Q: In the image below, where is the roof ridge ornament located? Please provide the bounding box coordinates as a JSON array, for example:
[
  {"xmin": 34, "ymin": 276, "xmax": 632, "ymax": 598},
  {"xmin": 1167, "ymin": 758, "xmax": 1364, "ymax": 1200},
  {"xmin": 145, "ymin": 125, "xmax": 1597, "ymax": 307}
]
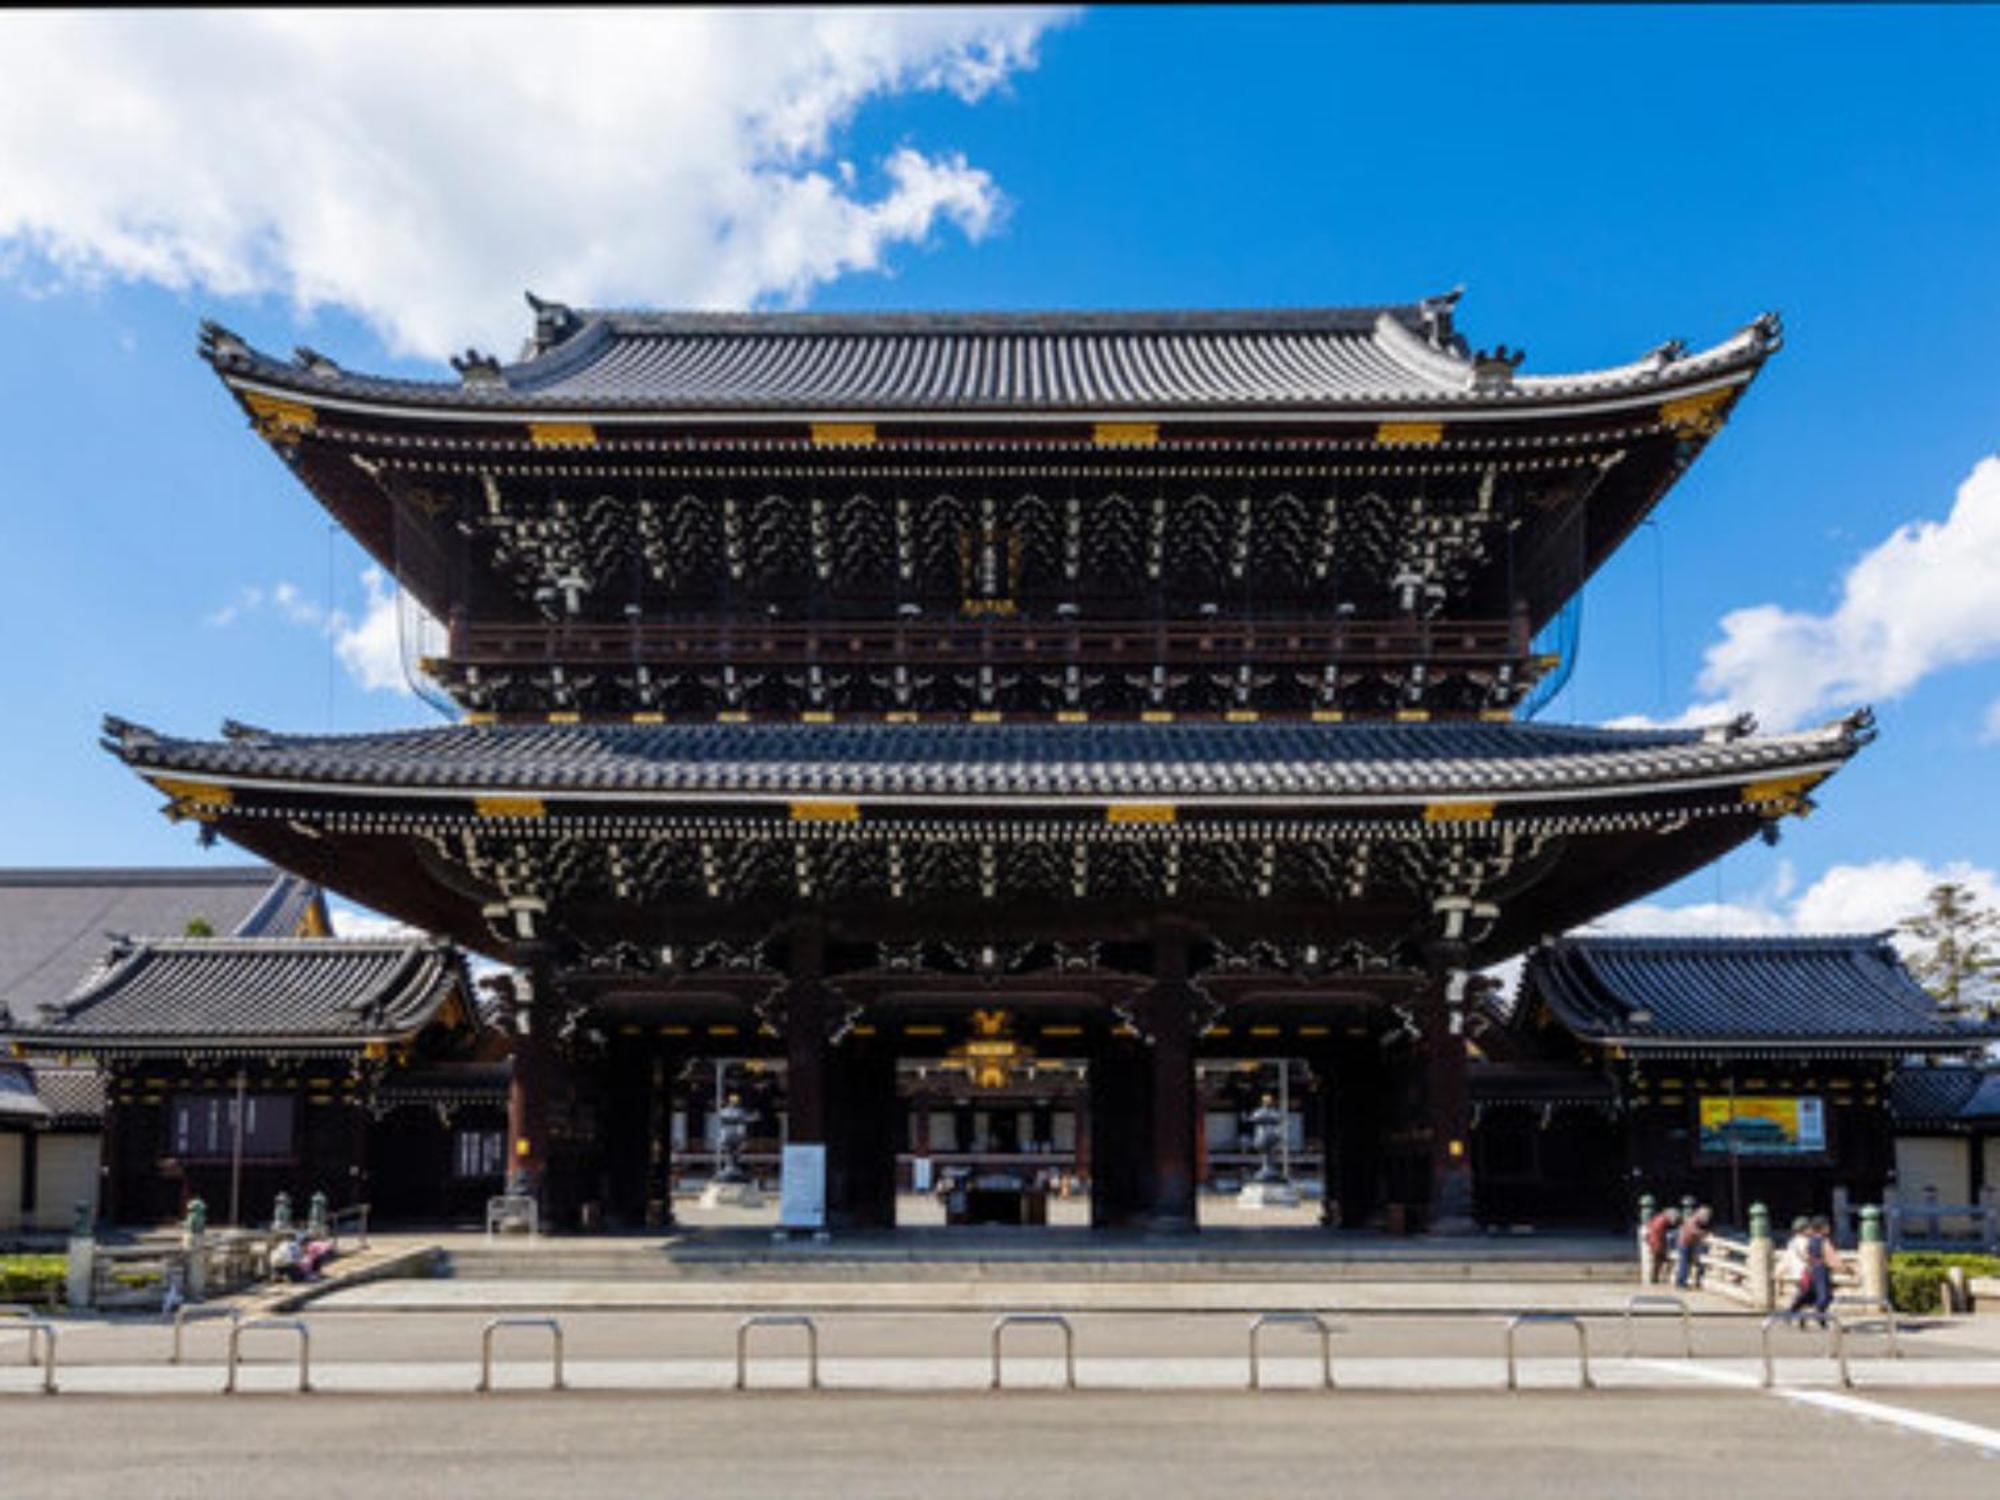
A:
[
  {"xmin": 292, "ymin": 346, "xmax": 342, "ymax": 378},
  {"xmin": 1417, "ymin": 286, "xmax": 1466, "ymax": 352},
  {"xmin": 450, "ymin": 348, "xmax": 505, "ymax": 386},
  {"xmin": 524, "ymin": 291, "xmax": 583, "ymax": 355},
  {"xmin": 1471, "ymin": 344, "xmax": 1525, "ymax": 393},
  {"xmin": 198, "ymin": 320, "xmax": 251, "ymax": 367}
]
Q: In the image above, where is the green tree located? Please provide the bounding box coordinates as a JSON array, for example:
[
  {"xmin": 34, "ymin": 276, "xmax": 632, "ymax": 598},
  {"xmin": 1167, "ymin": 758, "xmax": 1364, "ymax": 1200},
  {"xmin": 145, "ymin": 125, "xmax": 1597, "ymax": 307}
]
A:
[
  {"xmin": 183, "ymin": 915, "xmax": 215, "ymax": 937},
  {"xmin": 1897, "ymin": 882, "xmax": 2000, "ymax": 1018}
]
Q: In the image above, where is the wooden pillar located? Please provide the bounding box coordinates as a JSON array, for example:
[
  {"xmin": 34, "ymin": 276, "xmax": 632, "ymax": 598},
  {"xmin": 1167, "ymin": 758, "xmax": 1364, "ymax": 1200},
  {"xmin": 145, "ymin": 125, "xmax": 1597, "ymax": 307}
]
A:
[
  {"xmin": 506, "ymin": 971, "xmax": 554, "ymax": 1208},
  {"xmin": 1144, "ymin": 932, "xmax": 1199, "ymax": 1234},
  {"xmin": 602, "ymin": 1034, "xmax": 651, "ymax": 1228},
  {"xmin": 1424, "ymin": 945, "xmax": 1476, "ymax": 1234},
  {"xmin": 828, "ymin": 1034, "xmax": 897, "ymax": 1230},
  {"xmin": 648, "ymin": 1043, "xmax": 677, "ymax": 1230},
  {"xmin": 1089, "ymin": 1027, "xmax": 1150, "ymax": 1229}
]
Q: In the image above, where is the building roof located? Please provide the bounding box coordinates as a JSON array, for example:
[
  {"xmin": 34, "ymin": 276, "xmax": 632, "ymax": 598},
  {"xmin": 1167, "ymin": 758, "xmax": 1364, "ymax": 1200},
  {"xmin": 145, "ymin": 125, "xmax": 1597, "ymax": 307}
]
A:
[
  {"xmin": 102, "ymin": 714, "xmax": 1866, "ymax": 810},
  {"xmin": 6, "ymin": 937, "xmax": 469, "ymax": 1053},
  {"xmin": 1522, "ymin": 934, "xmax": 1998, "ymax": 1052},
  {"xmin": 0, "ymin": 1061, "xmax": 51, "ymax": 1127},
  {"xmin": 1892, "ymin": 1067, "xmax": 2000, "ymax": 1128},
  {"xmin": 0, "ymin": 866, "xmax": 321, "ymax": 1021},
  {"xmin": 201, "ymin": 294, "xmax": 1781, "ymax": 419}
]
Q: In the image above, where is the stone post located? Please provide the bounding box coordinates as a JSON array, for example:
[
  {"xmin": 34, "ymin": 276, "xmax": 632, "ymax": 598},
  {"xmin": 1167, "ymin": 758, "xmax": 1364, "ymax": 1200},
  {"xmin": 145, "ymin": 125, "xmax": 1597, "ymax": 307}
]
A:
[
  {"xmin": 272, "ymin": 1191, "xmax": 294, "ymax": 1232},
  {"xmin": 1747, "ymin": 1201, "xmax": 1773, "ymax": 1311},
  {"xmin": 307, "ymin": 1191, "xmax": 329, "ymax": 1238},
  {"xmin": 1637, "ymin": 1192, "xmax": 1657, "ymax": 1286},
  {"xmin": 183, "ymin": 1197, "xmax": 208, "ymax": 1302},
  {"xmin": 65, "ymin": 1201, "xmax": 95, "ymax": 1311},
  {"xmin": 1858, "ymin": 1204, "xmax": 1889, "ymax": 1305}
]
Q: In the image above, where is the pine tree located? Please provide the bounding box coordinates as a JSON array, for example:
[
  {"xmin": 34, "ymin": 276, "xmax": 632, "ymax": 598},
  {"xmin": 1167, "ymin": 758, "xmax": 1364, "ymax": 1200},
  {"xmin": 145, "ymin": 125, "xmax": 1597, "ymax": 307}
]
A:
[{"xmin": 1897, "ymin": 882, "xmax": 2000, "ymax": 1018}]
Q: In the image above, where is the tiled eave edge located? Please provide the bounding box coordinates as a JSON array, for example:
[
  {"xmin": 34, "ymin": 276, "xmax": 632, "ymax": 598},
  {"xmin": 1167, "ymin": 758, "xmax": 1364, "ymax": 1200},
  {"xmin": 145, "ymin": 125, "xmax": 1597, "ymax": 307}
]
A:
[
  {"xmin": 218, "ymin": 362, "xmax": 1762, "ymax": 432},
  {"xmin": 2, "ymin": 1033, "xmax": 405, "ymax": 1056},
  {"xmin": 1588, "ymin": 1037, "xmax": 1997, "ymax": 1057}
]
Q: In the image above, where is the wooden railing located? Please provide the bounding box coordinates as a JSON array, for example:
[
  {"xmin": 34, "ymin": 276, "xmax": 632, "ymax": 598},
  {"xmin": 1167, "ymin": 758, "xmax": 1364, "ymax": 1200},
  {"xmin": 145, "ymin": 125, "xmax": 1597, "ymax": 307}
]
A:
[{"xmin": 448, "ymin": 614, "xmax": 1534, "ymax": 671}]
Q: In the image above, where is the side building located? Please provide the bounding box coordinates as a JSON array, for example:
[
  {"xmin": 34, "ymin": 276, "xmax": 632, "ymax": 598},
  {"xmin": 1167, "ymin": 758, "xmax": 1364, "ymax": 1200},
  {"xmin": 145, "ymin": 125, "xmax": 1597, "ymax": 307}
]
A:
[{"xmin": 1, "ymin": 867, "xmax": 499, "ymax": 1230}]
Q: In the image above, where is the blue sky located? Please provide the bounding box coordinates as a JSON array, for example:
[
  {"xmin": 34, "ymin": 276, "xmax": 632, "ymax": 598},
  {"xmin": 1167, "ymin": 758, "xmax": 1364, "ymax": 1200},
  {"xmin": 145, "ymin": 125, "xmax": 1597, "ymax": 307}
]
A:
[{"xmin": 0, "ymin": 6, "xmax": 1995, "ymax": 937}]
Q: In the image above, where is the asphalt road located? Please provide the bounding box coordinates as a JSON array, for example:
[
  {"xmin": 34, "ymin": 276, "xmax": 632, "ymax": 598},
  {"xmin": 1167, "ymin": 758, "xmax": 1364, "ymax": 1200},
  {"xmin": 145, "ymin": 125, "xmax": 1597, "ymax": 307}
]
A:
[{"xmin": 4, "ymin": 1390, "xmax": 1997, "ymax": 1500}]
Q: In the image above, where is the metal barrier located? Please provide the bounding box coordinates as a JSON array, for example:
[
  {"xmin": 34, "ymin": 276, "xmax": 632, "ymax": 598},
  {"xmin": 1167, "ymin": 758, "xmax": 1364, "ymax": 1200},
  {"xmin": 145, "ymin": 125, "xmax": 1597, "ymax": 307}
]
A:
[
  {"xmin": 989, "ymin": 1314, "xmax": 1077, "ymax": 1391},
  {"xmin": 1831, "ymin": 1295, "xmax": 1902, "ymax": 1359},
  {"xmin": 0, "ymin": 1304, "xmax": 54, "ymax": 1368},
  {"xmin": 1247, "ymin": 1313, "xmax": 1338, "ymax": 1391},
  {"xmin": 170, "ymin": 1304, "xmax": 243, "ymax": 1364},
  {"xmin": 1622, "ymin": 1295, "xmax": 1694, "ymax": 1358},
  {"xmin": 485, "ymin": 1194, "xmax": 539, "ymax": 1241},
  {"xmin": 0, "ymin": 1318, "xmax": 56, "ymax": 1394},
  {"xmin": 734, "ymin": 1315, "xmax": 821, "ymax": 1391},
  {"xmin": 1504, "ymin": 1313, "xmax": 1593, "ymax": 1391},
  {"xmin": 478, "ymin": 1316, "xmax": 565, "ymax": 1393},
  {"xmin": 1759, "ymin": 1312, "xmax": 1850, "ymax": 1389},
  {"xmin": 224, "ymin": 1317, "xmax": 312, "ymax": 1394}
]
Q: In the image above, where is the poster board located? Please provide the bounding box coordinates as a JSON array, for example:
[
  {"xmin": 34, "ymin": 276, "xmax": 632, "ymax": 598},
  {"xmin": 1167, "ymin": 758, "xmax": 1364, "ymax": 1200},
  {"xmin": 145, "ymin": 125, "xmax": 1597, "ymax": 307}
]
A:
[
  {"xmin": 1697, "ymin": 1095, "xmax": 1826, "ymax": 1156},
  {"xmin": 779, "ymin": 1142, "xmax": 827, "ymax": 1229}
]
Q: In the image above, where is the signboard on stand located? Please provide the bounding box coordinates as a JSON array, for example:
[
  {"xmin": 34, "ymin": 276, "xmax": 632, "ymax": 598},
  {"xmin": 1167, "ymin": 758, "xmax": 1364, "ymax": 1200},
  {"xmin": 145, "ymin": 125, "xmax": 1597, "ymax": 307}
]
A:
[
  {"xmin": 779, "ymin": 1142, "xmax": 827, "ymax": 1229},
  {"xmin": 1697, "ymin": 1095, "xmax": 1826, "ymax": 1156}
]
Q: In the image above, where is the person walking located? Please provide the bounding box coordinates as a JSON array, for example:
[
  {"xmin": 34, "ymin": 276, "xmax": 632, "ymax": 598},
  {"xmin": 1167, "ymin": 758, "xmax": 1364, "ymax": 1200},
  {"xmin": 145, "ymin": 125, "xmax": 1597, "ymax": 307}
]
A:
[
  {"xmin": 1776, "ymin": 1215, "xmax": 1811, "ymax": 1292},
  {"xmin": 1645, "ymin": 1205, "xmax": 1681, "ymax": 1284},
  {"xmin": 1788, "ymin": 1217, "xmax": 1842, "ymax": 1327},
  {"xmin": 1673, "ymin": 1206, "xmax": 1712, "ymax": 1289}
]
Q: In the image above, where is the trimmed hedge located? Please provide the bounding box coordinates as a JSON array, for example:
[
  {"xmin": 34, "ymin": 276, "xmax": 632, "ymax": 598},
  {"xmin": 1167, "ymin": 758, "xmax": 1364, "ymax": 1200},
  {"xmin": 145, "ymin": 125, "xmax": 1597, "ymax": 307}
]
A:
[
  {"xmin": 0, "ymin": 1254, "xmax": 66, "ymax": 1307},
  {"xmin": 1887, "ymin": 1251, "xmax": 2000, "ymax": 1314}
]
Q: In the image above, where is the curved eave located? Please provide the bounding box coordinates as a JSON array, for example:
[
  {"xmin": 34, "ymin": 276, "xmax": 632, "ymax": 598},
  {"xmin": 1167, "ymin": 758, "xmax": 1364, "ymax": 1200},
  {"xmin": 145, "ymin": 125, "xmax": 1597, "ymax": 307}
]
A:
[
  {"xmin": 4, "ymin": 1030, "xmax": 419, "ymax": 1056},
  {"xmin": 1589, "ymin": 1034, "xmax": 1991, "ymax": 1054},
  {"xmin": 204, "ymin": 319, "xmax": 1777, "ymax": 430},
  {"xmin": 103, "ymin": 724, "xmax": 1862, "ymax": 818}
]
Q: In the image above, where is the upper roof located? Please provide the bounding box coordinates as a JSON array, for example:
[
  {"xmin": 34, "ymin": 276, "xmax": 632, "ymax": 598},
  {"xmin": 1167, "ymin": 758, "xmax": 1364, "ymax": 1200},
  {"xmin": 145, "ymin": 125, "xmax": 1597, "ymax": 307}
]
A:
[
  {"xmin": 102, "ymin": 714, "xmax": 1866, "ymax": 808},
  {"xmin": 202, "ymin": 293, "xmax": 1781, "ymax": 419},
  {"xmin": 6, "ymin": 937, "xmax": 469, "ymax": 1053},
  {"xmin": 1523, "ymin": 934, "xmax": 1998, "ymax": 1051},
  {"xmin": 0, "ymin": 866, "xmax": 322, "ymax": 1020},
  {"xmin": 0, "ymin": 1060, "xmax": 50, "ymax": 1126}
]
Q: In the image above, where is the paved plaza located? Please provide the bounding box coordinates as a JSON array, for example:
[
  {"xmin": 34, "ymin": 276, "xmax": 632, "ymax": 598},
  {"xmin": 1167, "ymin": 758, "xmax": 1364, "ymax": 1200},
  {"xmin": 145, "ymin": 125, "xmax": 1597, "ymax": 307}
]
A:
[{"xmin": 4, "ymin": 1388, "xmax": 1997, "ymax": 1500}]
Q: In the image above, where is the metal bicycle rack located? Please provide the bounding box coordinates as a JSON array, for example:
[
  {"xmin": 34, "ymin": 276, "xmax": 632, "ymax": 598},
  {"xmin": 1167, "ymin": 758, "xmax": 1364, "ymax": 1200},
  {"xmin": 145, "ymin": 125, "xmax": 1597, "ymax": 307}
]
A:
[
  {"xmin": 1760, "ymin": 1312, "xmax": 1850, "ymax": 1389},
  {"xmin": 170, "ymin": 1304, "xmax": 243, "ymax": 1365},
  {"xmin": 0, "ymin": 1304, "xmax": 54, "ymax": 1369},
  {"xmin": 1504, "ymin": 1313, "xmax": 1593, "ymax": 1390},
  {"xmin": 1831, "ymin": 1295, "xmax": 1902, "ymax": 1359},
  {"xmin": 477, "ymin": 1316, "xmax": 566, "ymax": 1393},
  {"xmin": 0, "ymin": 1317, "xmax": 57, "ymax": 1394},
  {"xmin": 1621, "ymin": 1295, "xmax": 1695, "ymax": 1358},
  {"xmin": 734, "ymin": 1315, "xmax": 821, "ymax": 1391},
  {"xmin": 1246, "ymin": 1313, "xmax": 1339, "ymax": 1391},
  {"xmin": 989, "ymin": 1314, "xmax": 1077, "ymax": 1391},
  {"xmin": 224, "ymin": 1317, "xmax": 312, "ymax": 1394}
]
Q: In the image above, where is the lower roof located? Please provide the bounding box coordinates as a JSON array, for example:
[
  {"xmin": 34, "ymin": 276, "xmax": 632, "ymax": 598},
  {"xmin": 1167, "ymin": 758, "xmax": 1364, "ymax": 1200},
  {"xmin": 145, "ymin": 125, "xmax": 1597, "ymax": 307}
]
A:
[
  {"xmin": 1522, "ymin": 934, "xmax": 1996, "ymax": 1052},
  {"xmin": 104, "ymin": 715, "xmax": 1865, "ymax": 808},
  {"xmin": 0, "ymin": 864, "xmax": 320, "ymax": 1019},
  {"xmin": 5, "ymin": 937, "xmax": 469, "ymax": 1054},
  {"xmin": 1892, "ymin": 1067, "xmax": 2000, "ymax": 1128}
]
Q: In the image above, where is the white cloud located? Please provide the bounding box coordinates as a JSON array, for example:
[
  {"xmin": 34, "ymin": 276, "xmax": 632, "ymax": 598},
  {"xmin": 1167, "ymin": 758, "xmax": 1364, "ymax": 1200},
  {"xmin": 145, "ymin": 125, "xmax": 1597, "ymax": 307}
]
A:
[
  {"xmin": 1626, "ymin": 456, "xmax": 2000, "ymax": 732},
  {"xmin": 1586, "ymin": 857, "xmax": 2000, "ymax": 945},
  {"xmin": 205, "ymin": 565, "xmax": 438, "ymax": 696},
  {"xmin": 0, "ymin": 10, "xmax": 1069, "ymax": 357},
  {"xmin": 326, "ymin": 900, "xmax": 420, "ymax": 942}
]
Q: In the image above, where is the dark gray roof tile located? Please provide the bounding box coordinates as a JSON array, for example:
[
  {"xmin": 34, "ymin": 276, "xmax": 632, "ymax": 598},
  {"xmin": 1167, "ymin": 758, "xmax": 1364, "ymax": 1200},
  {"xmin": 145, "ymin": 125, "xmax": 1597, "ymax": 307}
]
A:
[
  {"xmin": 9, "ymin": 938, "xmax": 467, "ymax": 1051},
  {"xmin": 104, "ymin": 716, "xmax": 1864, "ymax": 806},
  {"xmin": 1525, "ymin": 935, "xmax": 1996, "ymax": 1048}
]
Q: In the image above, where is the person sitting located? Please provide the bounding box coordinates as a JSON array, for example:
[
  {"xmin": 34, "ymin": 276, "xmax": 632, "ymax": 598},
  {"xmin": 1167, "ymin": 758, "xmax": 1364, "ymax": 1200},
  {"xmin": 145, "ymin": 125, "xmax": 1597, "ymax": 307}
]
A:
[{"xmin": 270, "ymin": 1234, "xmax": 307, "ymax": 1284}]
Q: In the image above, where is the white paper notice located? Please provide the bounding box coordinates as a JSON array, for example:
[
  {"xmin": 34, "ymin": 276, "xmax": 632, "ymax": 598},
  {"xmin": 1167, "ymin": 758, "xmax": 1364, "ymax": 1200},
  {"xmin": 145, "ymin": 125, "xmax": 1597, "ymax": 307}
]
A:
[{"xmin": 779, "ymin": 1142, "xmax": 827, "ymax": 1229}]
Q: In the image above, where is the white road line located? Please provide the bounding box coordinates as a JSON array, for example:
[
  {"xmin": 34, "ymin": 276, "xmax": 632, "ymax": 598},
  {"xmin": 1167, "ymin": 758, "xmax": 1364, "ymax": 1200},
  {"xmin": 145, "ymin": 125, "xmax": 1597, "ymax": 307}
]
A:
[{"xmin": 1637, "ymin": 1359, "xmax": 2000, "ymax": 1458}]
